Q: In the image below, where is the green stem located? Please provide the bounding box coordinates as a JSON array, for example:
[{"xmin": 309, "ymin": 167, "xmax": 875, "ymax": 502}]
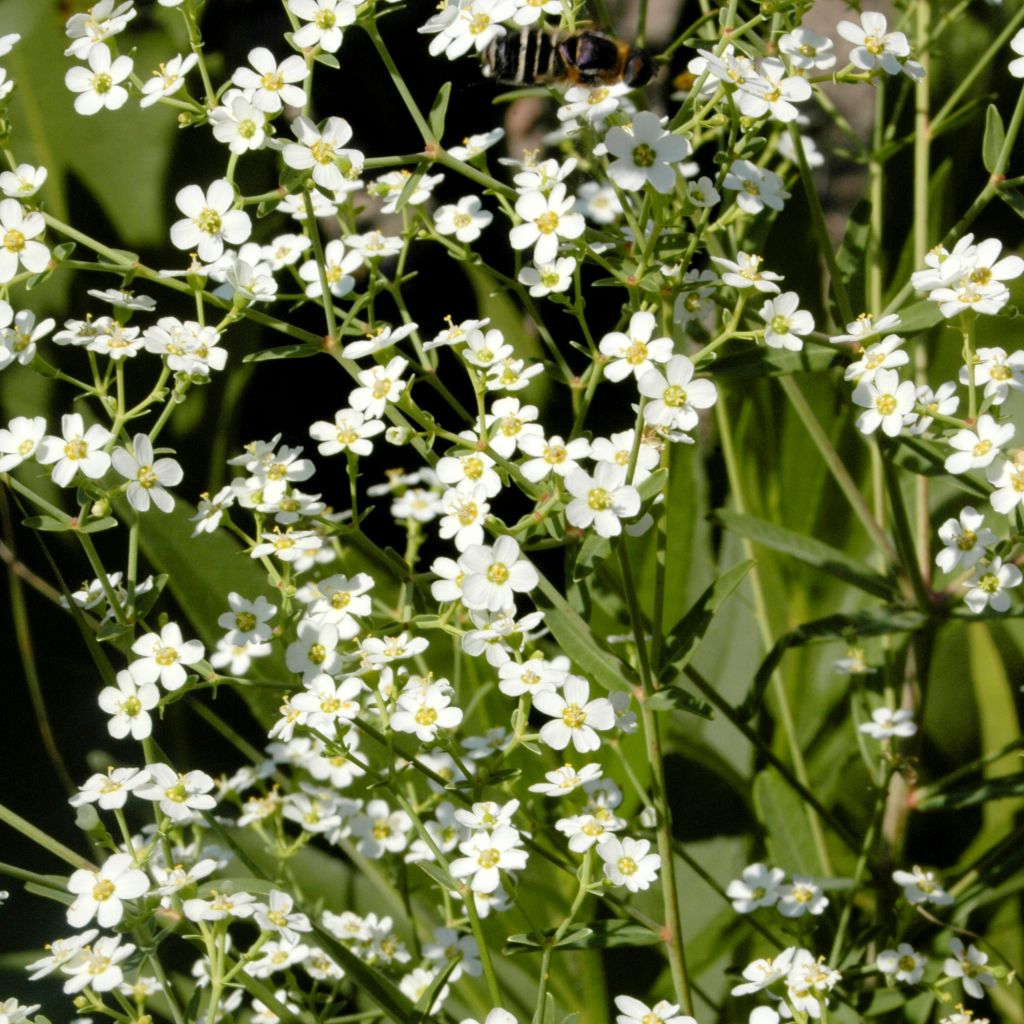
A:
[{"xmin": 0, "ymin": 802, "xmax": 95, "ymax": 871}]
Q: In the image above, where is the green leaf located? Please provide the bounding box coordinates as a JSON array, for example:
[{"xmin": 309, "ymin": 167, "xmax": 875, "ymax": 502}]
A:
[
  {"xmin": 707, "ymin": 346, "xmax": 843, "ymax": 379},
  {"xmin": 659, "ymin": 559, "xmax": 754, "ymax": 685},
  {"xmin": 753, "ymin": 768, "xmax": 819, "ymax": 875},
  {"xmin": 982, "ymin": 104, "xmax": 1006, "ymax": 174},
  {"xmin": 643, "ymin": 686, "xmax": 713, "ymax": 719},
  {"xmin": 75, "ymin": 516, "xmax": 120, "ymax": 534},
  {"xmin": 890, "ymin": 298, "xmax": 946, "ymax": 335},
  {"xmin": 505, "ymin": 920, "xmax": 661, "ymax": 954},
  {"xmin": 999, "ymin": 186, "xmax": 1024, "ymax": 222},
  {"xmin": 915, "ymin": 772, "xmax": 1024, "ymax": 810},
  {"xmin": 244, "ymin": 343, "xmax": 319, "ymax": 362},
  {"xmin": 835, "ymin": 199, "xmax": 871, "ymax": 313},
  {"xmin": 429, "ymin": 81, "xmax": 452, "ymax": 140},
  {"xmin": 534, "ymin": 571, "xmax": 637, "ymax": 693},
  {"xmin": 21, "ymin": 515, "xmax": 71, "ymax": 532},
  {"xmin": 573, "ymin": 531, "xmax": 611, "ymax": 581},
  {"xmin": 413, "ymin": 858, "xmax": 458, "ymax": 891},
  {"xmin": 715, "ymin": 509, "xmax": 898, "ymax": 600},
  {"xmin": 739, "ymin": 607, "xmax": 929, "ymax": 719}
]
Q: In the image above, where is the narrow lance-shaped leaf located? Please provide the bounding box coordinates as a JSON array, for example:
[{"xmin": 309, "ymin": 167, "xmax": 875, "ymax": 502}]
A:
[{"xmin": 982, "ymin": 103, "xmax": 1006, "ymax": 174}]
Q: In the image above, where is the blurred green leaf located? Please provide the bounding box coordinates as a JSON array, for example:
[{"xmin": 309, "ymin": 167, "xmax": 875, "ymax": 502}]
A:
[
  {"xmin": 753, "ymin": 768, "xmax": 819, "ymax": 875},
  {"xmin": 915, "ymin": 772, "xmax": 1024, "ymax": 810},
  {"xmin": 982, "ymin": 104, "xmax": 1006, "ymax": 174},
  {"xmin": 430, "ymin": 81, "xmax": 452, "ymax": 140},
  {"xmin": 707, "ymin": 345, "xmax": 842, "ymax": 379},
  {"xmin": 506, "ymin": 920, "xmax": 662, "ymax": 954}
]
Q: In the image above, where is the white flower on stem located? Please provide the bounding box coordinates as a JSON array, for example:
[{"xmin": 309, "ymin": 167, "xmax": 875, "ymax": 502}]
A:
[
  {"xmin": 0, "ymin": 308, "xmax": 54, "ymax": 367},
  {"xmin": 877, "ymin": 943, "xmax": 926, "ymax": 984},
  {"xmin": 64, "ymin": 44, "xmax": 133, "ymax": 115},
  {"xmin": 599, "ymin": 835, "xmax": 660, "ymax": 892},
  {"xmin": 711, "ymin": 252, "xmax": 783, "ymax": 293},
  {"xmin": 936, "ymin": 506, "xmax": 997, "ymax": 573},
  {"xmin": 391, "ymin": 685, "xmax": 464, "ymax": 742},
  {"xmin": 830, "ymin": 312, "xmax": 902, "ymax": 345},
  {"xmin": 614, "ymin": 995, "xmax": 696, "ymax": 1024},
  {"xmin": 66, "ymin": 853, "xmax": 149, "ymax": 929},
  {"xmin": 558, "ymin": 82, "xmax": 626, "ymax": 128},
  {"xmin": 288, "ymin": 0, "xmax": 357, "ymax": 53},
  {"xmin": 436, "ymin": 442, "xmax": 501, "ymax": 498},
  {"xmin": 726, "ymin": 863, "xmax": 786, "ymax": 913},
  {"xmin": 944, "ymin": 414, "xmax": 1014, "ymax": 475},
  {"xmin": 1011, "ymin": 28, "xmax": 1024, "ymax": 78},
  {"xmin": 0, "ymin": 198, "xmax": 50, "ymax": 282},
  {"xmin": 459, "ymin": 535, "xmax": 538, "ymax": 612},
  {"xmin": 518, "ymin": 256, "xmax": 576, "ymax": 297},
  {"xmin": 291, "ymin": 673, "xmax": 362, "ymax": 731},
  {"xmin": 910, "ymin": 380, "xmax": 958, "ymax": 435},
  {"xmin": 285, "ymin": 620, "xmax": 340, "ymax": 682},
  {"xmin": 497, "ymin": 658, "xmax": 565, "ymax": 698},
  {"xmin": 944, "ymin": 939, "xmax": 996, "ymax": 1000},
  {"xmin": 218, "ymin": 592, "xmax": 276, "ymax": 644},
  {"xmin": 722, "ymin": 160, "xmax": 789, "ymax": 214},
  {"xmin": 64, "ymin": 0, "xmax": 136, "ymax": 58},
  {"xmin": 987, "ymin": 457, "xmax": 1024, "ymax": 516},
  {"xmin": 349, "ymin": 356, "xmax": 409, "ymax": 418},
  {"xmin": 283, "ymin": 116, "xmax": 363, "ymax": 195},
  {"xmin": 599, "ymin": 310, "xmax": 674, "ymax": 383},
  {"xmin": 35, "ymin": 413, "xmax": 112, "ymax": 486},
  {"xmin": 964, "ymin": 556, "xmax": 1023, "ymax": 613},
  {"xmin": 98, "ymin": 667, "xmax": 161, "ymax": 741},
  {"xmin": 438, "ymin": 485, "xmax": 490, "ymax": 551},
  {"xmin": 0, "ymin": 163, "xmax": 47, "ymax": 198},
  {"xmin": 183, "ymin": 889, "xmax": 259, "ymax": 922},
  {"xmin": 528, "ymin": 762, "xmax": 603, "ymax": 796},
  {"xmin": 0, "ymin": 415, "xmax": 46, "ymax": 471},
  {"xmin": 638, "ymin": 354, "xmax": 718, "ymax": 434},
  {"xmin": 170, "ymin": 179, "xmax": 251, "ymax": 263},
  {"xmin": 963, "ymin": 347, "xmax": 1024, "ymax": 406},
  {"xmin": 232, "ymin": 47, "xmax": 308, "ymax": 112},
  {"xmin": 298, "ymin": 238, "xmax": 362, "ymax": 299},
  {"xmin": 511, "ymin": 0, "xmax": 560, "ymax": 25},
  {"xmin": 510, "ymin": 184, "xmax": 585, "ymax": 265},
  {"xmin": 605, "ymin": 112, "xmax": 690, "ymax": 194},
  {"xmin": 484, "ymin": 396, "xmax": 543, "ymax": 458},
  {"xmin": 424, "ymin": 927, "xmax": 481, "ymax": 983},
  {"xmin": 688, "ymin": 44, "xmax": 756, "ymax": 88},
  {"xmin": 556, "ymin": 812, "xmax": 624, "ymax": 852},
  {"xmin": 253, "ymin": 890, "xmax": 312, "ymax": 945},
  {"xmin": 892, "ymin": 865, "xmax": 954, "ymax": 906},
  {"xmin": 450, "ymin": 825, "xmax": 528, "ymax": 892},
  {"xmin": 859, "ymin": 707, "xmax": 917, "ymax": 740},
  {"xmin": 731, "ymin": 948, "xmax": 797, "ymax": 995},
  {"xmin": 564, "ymin": 461, "xmax": 641, "ymax": 538},
  {"xmin": 777, "ymin": 876, "xmax": 829, "ymax": 917},
  {"xmin": 139, "ymin": 52, "xmax": 198, "ymax": 107},
  {"xmin": 209, "ymin": 90, "xmax": 268, "ymax": 154},
  {"xmin": 136, "ymin": 762, "xmax": 217, "ymax": 822},
  {"xmin": 852, "ymin": 367, "xmax": 917, "ymax": 437},
  {"xmin": 786, "ymin": 950, "xmax": 842, "ymax": 1018},
  {"xmin": 736, "ymin": 57, "xmax": 812, "ymax": 123},
  {"xmin": 112, "ymin": 433, "xmax": 183, "ymax": 513},
  {"xmin": 779, "ymin": 26, "xmax": 836, "ymax": 70},
  {"xmin": 310, "ymin": 407, "xmax": 385, "ymax": 457},
  {"xmin": 837, "ymin": 11, "xmax": 911, "ymax": 75},
  {"xmin": 519, "ymin": 433, "xmax": 590, "ymax": 483},
  {"xmin": 61, "ymin": 934, "xmax": 135, "ymax": 994},
  {"xmin": 533, "ymin": 675, "xmax": 616, "ymax": 752},
  {"xmin": 346, "ymin": 229, "xmax": 403, "ymax": 260},
  {"xmin": 759, "ymin": 292, "xmax": 814, "ymax": 351},
  {"xmin": 250, "ymin": 527, "xmax": 323, "ymax": 563},
  {"xmin": 447, "ymin": 128, "xmax": 504, "ymax": 160},
  {"xmin": 69, "ymin": 766, "xmax": 151, "ymax": 810},
  {"xmin": 130, "ymin": 621, "xmax": 205, "ymax": 692},
  {"xmin": 435, "ymin": 195, "xmax": 493, "ymax": 242}
]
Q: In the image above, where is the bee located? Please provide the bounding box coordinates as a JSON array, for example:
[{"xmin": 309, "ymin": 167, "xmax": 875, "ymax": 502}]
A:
[{"xmin": 482, "ymin": 28, "xmax": 654, "ymax": 89}]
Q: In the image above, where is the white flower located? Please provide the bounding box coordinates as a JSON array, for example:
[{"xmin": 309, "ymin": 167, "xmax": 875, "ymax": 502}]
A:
[
  {"xmin": 64, "ymin": 43, "xmax": 133, "ymax": 115},
  {"xmin": 98, "ymin": 667, "xmax": 161, "ymax": 741},
  {"xmin": 910, "ymin": 380, "xmax": 958, "ymax": 435},
  {"xmin": 112, "ymin": 433, "xmax": 184, "ymax": 513},
  {"xmin": 459, "ymin": 535, "xmax": 538, "ymax": 612},
  {"xmin": 777, "ymin": 876, "xmax": 829, "ymax": 917},
  {"xmin": 711, "ymin": 252, "xmax": 783, "ymax": 293},
  {"xmin": 723, "ymin": 160, "xmax": 789, "ymax": 214},
  {"xmin": 564, "ymin": 461, "xmax": 641, "ymax": 538},
  {"xmin": 944, "ymin": 414, "xmax": 1014, "ymax": 475},
  {"xmin": 69, "ymin": 765, "xmax": 151, "ymax": 810},
  {"xmin": 528, "ymin": 762, "xmax": 603, "ymax": 796},
  {"xmin": 435, "ymin": 195, "xmax": 493, "ymax": 242},
  {"xmin": 944, "ymin": 938, "xmax": 996, "ymax": 1000},
  {"xmin": 450, "ymin": 825, "xmax": 528, "ymax": 892},
  {"xmin": 136, "ymin": 762, "xmax": 217, "ymax": 822},
  {"xmin": 599, "ymin": 836, "xmax": 660, "ymax": 892},
  {"xmin": 759, "ymin": 292, "xmax": 814, "ymax": 350},
  {"xmin": 726, "ymin": 863, "xmax": 786, "ymax": 913},
  {"xmin": 837, "ymin": 11, "xmax": 911, "ymax": 75},
  {"xmin": 209, "ymin": 90, "xmax": 268, "ymax": 154},
  {"xmin": 987, "ymin": 457, "xmax": 1024, "ymax": 516},
  {"xmin": 0, "ymin": 199, "xmax": 50, "ymax": 282},
  {"xmin": 288, "ymin": 0, "xmax": 357, "ymax": 53},
  {"xmin": 298, "ymin": 238, "xmax": 361, "ymax": 299},
  {"xmin": 62, "ymin": 933, "xmax": 136, "ymax": 994},
  {"xmin": 509, "ymin": 184, "xmax": 585, "ymax": 265},
  {"xmin": 936, "ymin": 506, "xmax": 997, "ymax": 573},
  {"xmin": 533, "ymin": 675, "xmax": 616, "ymax": 752},
  {"xmin": 599, "ymin": 310, "xmax": 674, "ymax": 383},
  {"xmin": 830, "ymin": 312, "xmax": 901, "ymax": 345},
  {"xmin": 605, "ymin": 112, "xmax": 690, "ymax": 194},
  {"xmin": 139, "ymin": 52, "xmax": 198, "ymax": 107},
  {"xmin": 1011, "ymin": 28, "xmax": 1024, "ymax": 78},
  {"xmin": 964, "ymin": 556, "xmax": 1023, "ymax": 613},
  {"xmin": 638, "ymin": 354, "xmax": 718, "ymax": 434},
  {"xmin": 170, "ymin": 178, "xmax": 251, "ymax": 263},
  {"xmin": 892, "ymin": 865, "xmax": 954, "ymax": 906},
  {"xmin": 779, "ymin": 26, "xmax": 836, "ymax": 70},
  {"xmin": 66, "ymin": 853, "xmax": 149, "ymax": 929},
  {"xmin": 518, "ymin": 256, "xmax": 576, "ymax": 296},
  {"xmin": 349, "ymin": 356, "xmax": 409, "ymax": 418},
  {"xmin": 877, "ymin": 943, "xmax": 926, "ymax": 984},
  {"xmin": 519, "ymin": 433, "xmax": 590, "ymax": 482},
  {"xmin": 0, "ymin": 163, "xmax": 47, "ymax": 198},
  {"xmin": 0, "ymin": 308, "xmax": 54, "ymax": 367},
  {"xmin": 438, "ymin": 485, "xmax": 490, "ymax": 551},
  {"xmin": 447, "ymin": 128, "xmax": 504, "ymax": 160},
  {"xmin": 963, "ymin": 347, "xmax": 1024, "ymax": 406},
  {"xmin": 310, "ymin": 407, "xmax": 385, "ymax": 457},
  {"xmin": 232, "ymin": 47, "xmax": 308, "ymax": 112},
  {"xmin": 732, "ymin": 948, "xmax": 797, "ymax": 995},
  {"xmin": 0, "ymin": 414, "xmax": 46, "ymax": 471},
  {"xmin": 285, "ymin": 115, "xmax": 365, "ymax": 196},
  {"xmin": 845, "ymin": 335, "xmax": 910, "ymax": 385},
  {"xmin": 436, "ymin": 0, "xmax": 516, "ymax": 59},
  {"xmin": 614, "ymin": 996, "xmax": 695, "ymax": 1024},
  {"xmin": 852, "ymin": 367, "xmax": 917, "ymax": 437},
  {"xmin": 859, "ymin": 707, "xmax": 917, "ymax": 740},
  {"xmin": 130, "ymin": 621, "xmax": 205, "ymax": 691},
  {"xmin": 391, "ymin": 684, "xmax": 464, "ymax": 742},
  {"xmin": 35, "ymin": 413, "xmax": 112, "ymax": 486},
  {"xmin": 736, "ymin": 57, "xmax": 812, "ymax": 123}
]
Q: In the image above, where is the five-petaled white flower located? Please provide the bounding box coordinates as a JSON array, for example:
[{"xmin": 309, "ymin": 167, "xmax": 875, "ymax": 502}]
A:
[
  {"xmin": 64, "ymin": 43, "xmax": 133, "ymax": 115},
  {"xmin": 638, "ymin": 354, "xmax": 718, "ymax": 435},
  {"xmin": 450, "ymin": 825, "xmax": 529, "ymax": 892},
  {"xmin": 533, "ymin": 675, "xmax": 616, "ymax": 752},
  {"xmin": 170, "ymin": 178, "xmax": 252, "ymax": 263},
  {"xmin": 130, "ymin": 621, "xmax": 205, "ymax": 691},
  {"xmin": 726, "ymin": 863, "xmax": 786, "ymax": 913},
  {"xmin": 599, "ymin": 836, "xmax": 661, "ymax": 892},
  {"xmin": 964, "ymin": 556, "xmax": 1023, "ymax": 614},
  {"xmin": 564, "ymin": 461, "xmax": 641, "ymax": 538},
  {"xmin": 892, "ymin": 865, "xmax": 954, "ymax": 906},
  {"xmin": 459, "ymin": 535, "xmax": 539, "ymax": 612},
  {"xmin": 859, "ymin": 707, "xmax": 917, "ymax": 740},
  {"xmin": 98, "ymin": 667, "xmax": 161, "ymax": 741},
  {"xmin": 605, "ymin": 112, "xmax": 690, "ymax": 194},
  {"xmin": 36, "ymin": 413, "xmax": 112, "ymax": 486},
  {"xmin": 509, "ymin": 184, "xmax": 585, "ymax": 265},
  {"xmin": 943, "ymin": 938, "xmax": 996, "ymax": 1000},
  {"xmin": 112, "ymin": 433, "xmax": 184, "ymax": 513},
  {"xmin": 66, "ymin": 853, "xmax": 149, "ymax": 929}
]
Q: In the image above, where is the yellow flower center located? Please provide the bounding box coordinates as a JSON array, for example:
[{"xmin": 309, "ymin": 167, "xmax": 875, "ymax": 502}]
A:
[
  {"xmin": 197, "ymin": 207, "xmax": 222, "ymax": 235},
  {"xmin": 561, "ymin": 703, "xmax": 586, "ymax": 728},
  {"xmin": 535, "ymin": 211, "xmax": 559, "ymax": 234},
  {"xmin": 92, "ymin": 878, "xmax": 116, "ymax": 902}
]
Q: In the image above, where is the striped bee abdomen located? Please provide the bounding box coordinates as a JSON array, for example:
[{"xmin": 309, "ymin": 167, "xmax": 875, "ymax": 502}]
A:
[{"xmin": 482, "ymin": 29, "xmax": 567, "ymax": 85}]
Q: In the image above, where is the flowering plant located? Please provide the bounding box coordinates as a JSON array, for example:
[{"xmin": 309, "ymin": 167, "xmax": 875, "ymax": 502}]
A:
[{"xmin": 0, "ymin": 1, "xmax": 1022, "ymax": 1023}]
